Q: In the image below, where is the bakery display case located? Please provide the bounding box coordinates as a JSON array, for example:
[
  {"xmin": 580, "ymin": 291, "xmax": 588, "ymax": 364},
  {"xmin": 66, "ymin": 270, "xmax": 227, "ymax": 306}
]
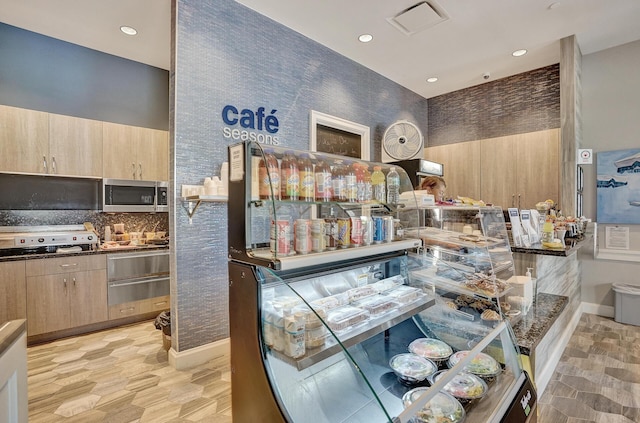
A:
[{"xmin": 227, "ymin": 142, "xmax": 536, "ymax": 423}]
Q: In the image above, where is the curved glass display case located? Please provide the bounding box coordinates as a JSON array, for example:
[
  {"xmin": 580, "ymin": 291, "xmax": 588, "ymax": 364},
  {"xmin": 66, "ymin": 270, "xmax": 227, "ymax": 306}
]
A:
[{"xmin": 227, "ymin": 142, "xmax": 536, "ymax": 423}]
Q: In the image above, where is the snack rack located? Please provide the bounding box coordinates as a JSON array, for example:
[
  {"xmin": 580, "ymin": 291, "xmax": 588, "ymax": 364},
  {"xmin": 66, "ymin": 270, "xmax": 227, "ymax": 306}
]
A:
[{"xmin": 227, "ymin": 141, "xmax": 536, "ymax": 423}]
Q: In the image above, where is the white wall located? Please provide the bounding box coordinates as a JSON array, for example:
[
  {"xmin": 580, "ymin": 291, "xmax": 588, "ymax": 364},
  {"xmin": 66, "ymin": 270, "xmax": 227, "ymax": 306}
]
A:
[{"xmin": 580, "ymin": 39, "xmax": 640, "ymax": 308}]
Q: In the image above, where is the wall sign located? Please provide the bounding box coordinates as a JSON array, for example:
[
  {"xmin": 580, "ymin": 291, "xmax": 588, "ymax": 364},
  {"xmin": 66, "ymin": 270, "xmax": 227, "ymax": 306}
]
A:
[
  {"xmin": 578, "ymin": 149, "xmax": 593, "ymax": 164},
  {"xmin": 221, "ymin": 104, "xmax": 280, "ymax": 145}
]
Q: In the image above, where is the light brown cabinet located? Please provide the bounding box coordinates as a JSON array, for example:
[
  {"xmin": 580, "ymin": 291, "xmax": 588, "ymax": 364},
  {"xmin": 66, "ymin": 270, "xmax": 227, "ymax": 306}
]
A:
[
  {"xmin": 48, "ymin": 113, "xmax": 103, "ymax": 177},
  {"xmin": 424, "ymin": 140, "xmax": 481, "ymax": 200},
  {"xmin": 103, "ymin": 122, "xmax": 169, "ymax": 180},
  {"xmin": 0, "ymin": 105, "xmax": 49, "ymax": 174},
  {"xmin": 0, "ymin": 261, "xmax": 27, "ymax": 323},
  {"xmin": 26, "ymin": 255, "xmax": 107, "ymax": 336}
]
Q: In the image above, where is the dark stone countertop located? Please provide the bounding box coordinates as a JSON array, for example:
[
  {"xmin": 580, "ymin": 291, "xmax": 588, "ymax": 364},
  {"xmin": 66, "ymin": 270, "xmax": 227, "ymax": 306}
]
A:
[
  {"xmin": 0, "ymin": 319, "xmax": 26, "ymax": 356},
  {"xmin": 510, "ymin": 293, "xmax": 568, "ymax": 355},
  {"xmin": 0, "ymin": 244, "xmax": 169, "ymax": 262},
  {"xmin": 511, "ymin": 234, "xmax": 592, "ymax": 257}
]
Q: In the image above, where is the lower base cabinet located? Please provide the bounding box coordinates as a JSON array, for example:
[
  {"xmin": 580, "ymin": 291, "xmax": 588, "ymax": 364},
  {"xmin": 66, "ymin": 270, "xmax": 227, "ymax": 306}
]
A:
[{"xmin": 108, "ymin": 295, "xmax": 170, "ymax": 320}]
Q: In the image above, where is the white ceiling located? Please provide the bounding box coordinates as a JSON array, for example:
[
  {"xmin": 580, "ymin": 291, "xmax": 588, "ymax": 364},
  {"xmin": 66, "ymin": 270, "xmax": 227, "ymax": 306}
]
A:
[{"xmin": 1, "ymin": 0, "xmax": 640, "ymax": 99}]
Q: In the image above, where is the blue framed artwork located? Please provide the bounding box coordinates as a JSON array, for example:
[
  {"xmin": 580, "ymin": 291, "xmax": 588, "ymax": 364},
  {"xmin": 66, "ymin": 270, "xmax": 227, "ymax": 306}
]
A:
[{"xmin": 597, "ymin": 148, "xmax": 640, "ymax": 224}]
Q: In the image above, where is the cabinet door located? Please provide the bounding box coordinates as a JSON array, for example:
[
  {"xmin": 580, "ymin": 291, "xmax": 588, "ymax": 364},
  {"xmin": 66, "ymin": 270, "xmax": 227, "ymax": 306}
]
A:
[
  {"xmin": 103, "ymin": 122, "xmax": 136, "ymax": 179},
  {"xmin": 133, "ymin": 127, "xmax": 169, "ymax": 181},
  {"xmin": 480, "ymin": 136, "xmax": 518, "ymax": 208},
  {"xmin": 0, "ymin": 261, "xmax": 27, "ymax": 322},
  {"xmin": 26, "ymin": 274, "xmax": 70, "ymax": 335},
  {"xmin": 515, "ymin": 129, "xmax": 560, "ymax": 210},
  {"xmin": 49, "ymin": 114, "xmax": 103, "ymax": 177},
  {"xmin": 69, "ymin": 270, "xmax": 108, "ymax": 327},
  {"xmin": 0, "ymin": 105, "xmax": 49, "ymax": 174},
  {"xmin": 425, "ymin": 141, "xmax": 481, "ymax": 200}
]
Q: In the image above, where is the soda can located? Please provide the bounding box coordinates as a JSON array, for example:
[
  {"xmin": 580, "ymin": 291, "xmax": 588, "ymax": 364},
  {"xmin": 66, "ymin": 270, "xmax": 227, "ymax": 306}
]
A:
[
  {"xmin": 351, "ymin": 216, "xmax": 363, "ymax": 247},
  {"xmin": 337, "ymin": 218, "xmax": 351, "ymax": 248},
  {"xmin": 294, "ymin": 219, "xmax": 311, "ymax": 255},
  {"xmin": 310, "ymin": 219, "xmax": 326, "ymax": 252},
  {"xmin": 324, "ymin": 218, "xmax": 338, "ymax": 250},
  {"xmin": 361, "ymin": 216, "xmax": 373, "ymax": 246},
  {"xmin": 373, "ymin": 216, "xmax": 385, "ymax": 244},
  {"xmin": 382, "ymin": 216, "xmax": 394, "ymax": 243},
  {"xmin": 270, "ymin": 219, "xmax": 292, "ymax": 256}
]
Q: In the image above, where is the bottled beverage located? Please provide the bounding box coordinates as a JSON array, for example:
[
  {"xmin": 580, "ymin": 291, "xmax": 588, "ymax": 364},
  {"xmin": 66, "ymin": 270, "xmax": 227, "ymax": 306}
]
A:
[
  {"xmin": 299, "ymin": 154, "xmax": 315, "ymax": 202},
  {"xmin": 371, "ymin": 166, "xmax": 386, "ymax": 203},
  {"xmin": 542, "ymin": 219, "xmax": 554, "ymax": 243},
  {"xmin": 386, "ymin": 167, "xmax": 400, "ymax": 204},
  {"xmin": 314, "ymin": 159, "xmax": 332, "ymax": 201},
  {"xmin": 259, "ymin": 149, "xmax": 280, "ymax": 200},
  {"xmin": 331, "ymin": 162, "xmax": 346, "ymax": 201},
  {"xmin": 280, "ymin": 151, "xmax": 299, "ymax": 200},
  {"xmin": 362, "ymin": 165, "xmax": 372, "ymax": 202},
  {"xmin": 345, "ymin": 162, "xmax": 357, "ymax": 203}
]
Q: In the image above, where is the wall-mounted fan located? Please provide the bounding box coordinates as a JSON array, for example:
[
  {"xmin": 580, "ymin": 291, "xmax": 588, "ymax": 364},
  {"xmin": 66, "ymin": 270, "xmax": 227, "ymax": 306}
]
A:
[{"xmin": 381, "ymin": 120, "xmax": 424, "ymax": 162}]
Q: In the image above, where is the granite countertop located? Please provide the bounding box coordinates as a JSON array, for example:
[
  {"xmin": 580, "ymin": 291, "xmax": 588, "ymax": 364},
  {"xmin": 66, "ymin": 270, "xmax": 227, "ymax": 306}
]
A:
[
  {"xmin": 0, "ymin": 244, "xmax": 169, "ymax": 262},
  {"xmin": 510, "ymin": 292, "xmax": 568, "ymax": 355},
  {"xmin": 511, "ymin": 234, "xmax": 592, "ymax": 257},
  {"xmin": 0, "ymin": 319, "xmax": 26, "ymax": 356}
]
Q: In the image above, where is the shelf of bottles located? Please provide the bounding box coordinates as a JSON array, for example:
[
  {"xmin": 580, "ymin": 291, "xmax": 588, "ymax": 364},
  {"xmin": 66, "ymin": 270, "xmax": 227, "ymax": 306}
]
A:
[{"xmin": 245, "ymin": 143, "xmax": 420, "ymax": 267}]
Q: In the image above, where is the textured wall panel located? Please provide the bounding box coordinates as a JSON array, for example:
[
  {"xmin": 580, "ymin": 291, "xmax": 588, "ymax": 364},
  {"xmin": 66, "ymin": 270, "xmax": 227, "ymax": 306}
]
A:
[
  {"xmin": 428, "ymin": 64, "xmax": 560, "ymax": 146},
  {"xmin": 172, "ymin": 0, "xmax": 429, "ymax": 350}
]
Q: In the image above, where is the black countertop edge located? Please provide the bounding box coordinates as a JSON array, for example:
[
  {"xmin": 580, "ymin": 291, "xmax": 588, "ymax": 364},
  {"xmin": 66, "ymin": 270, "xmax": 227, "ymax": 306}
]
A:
[
  {"xmin": 0, "ymin": 319, "xmax": 27, "ymax": 356},
  {"xmin": 0, "ymin": 245, "xmax": 169, "ymax": 262},
  {"xmin": 511, "ymin": 293, "xmax": 568, "ymax": 356},
  {"xmin": 511, "ymin": 235, "xmax": 592, "ymax": 257}
]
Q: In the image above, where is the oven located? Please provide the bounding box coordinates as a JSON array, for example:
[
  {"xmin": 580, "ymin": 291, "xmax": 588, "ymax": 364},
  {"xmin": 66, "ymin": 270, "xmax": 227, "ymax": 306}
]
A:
[{"xmin": 107, "ymin": 250, "xmax": 170, "ymax": 306}]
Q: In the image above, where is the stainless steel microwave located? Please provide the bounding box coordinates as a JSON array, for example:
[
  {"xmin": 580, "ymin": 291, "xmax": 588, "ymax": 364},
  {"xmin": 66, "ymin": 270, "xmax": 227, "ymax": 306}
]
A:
[{"xmin": 102, "ymin": 179, "xmax": 168, "ymax": 213}]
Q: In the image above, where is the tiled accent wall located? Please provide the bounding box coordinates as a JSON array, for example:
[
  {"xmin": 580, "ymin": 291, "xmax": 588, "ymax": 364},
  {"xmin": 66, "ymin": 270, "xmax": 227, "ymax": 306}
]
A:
[
  {"xmin": 172, "ymin": 0, "xmax": 429, "ymax": 350},
  {"xmin": 427, "ymin": 64, "xmax": 560, "ymax": 146}
]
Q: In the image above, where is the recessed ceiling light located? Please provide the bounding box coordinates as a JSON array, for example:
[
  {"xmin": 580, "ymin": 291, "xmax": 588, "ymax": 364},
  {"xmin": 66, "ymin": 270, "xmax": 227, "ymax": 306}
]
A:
[
  {"xmin": 512, "ymin": 49, "xmax": 527, "ymax": 57},
  {"xmin": 120, "ymin": 26, "xmax": 138, "ymax": 36},
  {"xmin": 358, "ymin": 34, "xmax": 373, "ymax": 43},
  {"xmin": 426, "ymin": 77, "xmax": 438, "ymax": 83}
]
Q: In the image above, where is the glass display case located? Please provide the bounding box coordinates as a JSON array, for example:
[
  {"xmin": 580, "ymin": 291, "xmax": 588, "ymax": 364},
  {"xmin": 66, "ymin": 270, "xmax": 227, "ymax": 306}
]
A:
[{"xmin": 228, "ymin": 142, "xmax": 536, "ymax": 423}]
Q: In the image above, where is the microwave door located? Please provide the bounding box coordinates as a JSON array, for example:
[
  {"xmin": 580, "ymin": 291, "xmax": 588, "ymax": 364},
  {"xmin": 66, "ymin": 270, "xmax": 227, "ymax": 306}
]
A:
[{"xmin": 103, "ymin": 180, "xmax": 157, "ymax": 212}]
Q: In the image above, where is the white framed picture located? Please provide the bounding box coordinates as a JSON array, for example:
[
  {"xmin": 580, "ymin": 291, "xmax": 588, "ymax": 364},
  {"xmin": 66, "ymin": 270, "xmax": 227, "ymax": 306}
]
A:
[{"xmin": 309, "ymin": 110, "xmax": 370, "ymax": 160}]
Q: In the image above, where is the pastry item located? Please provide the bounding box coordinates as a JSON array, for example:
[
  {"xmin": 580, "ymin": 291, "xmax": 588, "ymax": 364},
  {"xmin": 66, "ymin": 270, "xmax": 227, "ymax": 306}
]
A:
[
  {"xmin": 346, "ymin": 286, "xmax": 377, "ymax": 302},
  {"xmin": 353, "ymin": 296, "xmax": 396, "ymax": 316},
  {"xmin": 385, "ymin": 286, "xmax": 422, "ymax": 304},
  {"xmin": 325, "ymin": 306, "xmax": 369, "ymax": 332}
]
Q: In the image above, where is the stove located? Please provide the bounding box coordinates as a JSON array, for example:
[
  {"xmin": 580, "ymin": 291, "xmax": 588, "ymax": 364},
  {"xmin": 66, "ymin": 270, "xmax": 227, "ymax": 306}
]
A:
[{"xmin": 0, "ymin": 225, "xmax": 98, "ymax": 257}]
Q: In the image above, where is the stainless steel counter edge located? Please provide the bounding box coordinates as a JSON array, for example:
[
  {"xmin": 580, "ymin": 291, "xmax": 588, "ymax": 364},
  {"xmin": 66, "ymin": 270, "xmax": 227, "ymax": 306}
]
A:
[
  {"xmin": 0, "ymin": 319, "xmax": 26, "ymax": 356},
  {"xmin": 0, "ymin": 245, "xmax": 169, "ymax": 262}
]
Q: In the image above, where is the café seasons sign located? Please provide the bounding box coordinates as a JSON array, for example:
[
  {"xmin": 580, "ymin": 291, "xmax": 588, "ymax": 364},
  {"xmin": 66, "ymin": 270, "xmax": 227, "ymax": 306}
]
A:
[{"xmin": 222, "ymin": 104, "xmax": 280, "ymax": 145}]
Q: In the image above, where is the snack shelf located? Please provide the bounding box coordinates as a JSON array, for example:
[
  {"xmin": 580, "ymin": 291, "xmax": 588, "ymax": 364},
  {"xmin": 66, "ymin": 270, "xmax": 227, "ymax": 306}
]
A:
[
  {"xmin": 270, "ymin": 294, "xmax": 436, "ymax": 370},
  {"xmin": 410, "ymin": 267, "xmax": 512, "ymax": 300}
]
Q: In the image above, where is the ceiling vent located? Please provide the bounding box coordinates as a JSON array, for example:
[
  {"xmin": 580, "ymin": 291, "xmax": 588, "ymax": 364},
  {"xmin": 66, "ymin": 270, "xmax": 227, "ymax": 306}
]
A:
[{"xmin": 387, "ymin": 1, "xmax": 449, "ymax": 36}]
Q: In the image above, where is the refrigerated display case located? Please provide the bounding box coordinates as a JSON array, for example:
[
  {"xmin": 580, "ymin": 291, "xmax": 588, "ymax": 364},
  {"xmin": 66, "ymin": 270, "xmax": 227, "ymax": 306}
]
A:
[{"xmin": 227, "ymin": 142, "xmax": 536, "ymax": 423}]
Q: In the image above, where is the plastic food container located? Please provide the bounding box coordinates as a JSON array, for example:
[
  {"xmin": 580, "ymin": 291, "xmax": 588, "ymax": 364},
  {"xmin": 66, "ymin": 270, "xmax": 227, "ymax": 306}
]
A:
[
  {"xmin": 408, "ymin": 338, "xmax": 453, "ymax": 366},
  {"xmin": 428, "ymin": 370, "xmax": 488, "ymax": 405},
  {"xmin": 292, "ymin": 304, "xmax": 327, "ymax": 329},
  {"xmin": 325, "ymin": 306, "xmax": 369, "ymax": 332},
  {"xmin": 346, "ymin": 286, "xmax": 377, "ymax": 303},
  {"xmin": 353, "ymin": 295, "xmax": 396, "ymax": 316},
  {"xmin": 371, "ymin": 275, "xmax": 404, "ymax": 293},
  {"xmin": 385, "ymin": 286, "xmax": 422, "ymax": 304},
  {"xmin": 447, "ymin": 351, "xmax": 501, "ymax": 382},
  {"xmin": 401, "ymin": 388, "xmax": 465, "ymax": 423},
  {"xmin": 310, "ymin": 293, "xmax": 348, "ymax": 311},
  {"xmin": 389, "ymin": 353, "xmax": 437, "ymax": 384}
]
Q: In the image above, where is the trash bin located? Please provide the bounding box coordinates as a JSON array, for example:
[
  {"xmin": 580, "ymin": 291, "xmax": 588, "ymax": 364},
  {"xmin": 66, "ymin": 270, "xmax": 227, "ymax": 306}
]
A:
[
  {"xmin": 612, "ymin": 283, "xmax": 640, "ymax": 326},
  {"xmin": 154, "ymin": 311, "xmax": 172, "ymax": 350}
]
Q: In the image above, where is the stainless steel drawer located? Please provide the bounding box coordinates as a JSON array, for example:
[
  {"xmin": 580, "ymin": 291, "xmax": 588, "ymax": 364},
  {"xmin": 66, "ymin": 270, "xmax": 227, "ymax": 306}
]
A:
[{"xmin": 107, "ymin": 276, "xmax": 169, "ymax": 306}]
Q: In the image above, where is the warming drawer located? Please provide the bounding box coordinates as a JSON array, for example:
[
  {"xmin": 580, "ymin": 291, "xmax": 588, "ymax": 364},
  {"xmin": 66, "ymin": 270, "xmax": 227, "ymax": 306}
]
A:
[{"xmin": 107, "ymin": 250, "xmax": 169, "ymax": 306}]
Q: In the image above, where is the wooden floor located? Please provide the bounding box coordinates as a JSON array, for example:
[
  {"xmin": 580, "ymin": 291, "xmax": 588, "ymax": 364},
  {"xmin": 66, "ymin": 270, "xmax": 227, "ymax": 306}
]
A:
[{"xmin": 26, "ymin": 313, "xmax": 640, "ymax": 422}]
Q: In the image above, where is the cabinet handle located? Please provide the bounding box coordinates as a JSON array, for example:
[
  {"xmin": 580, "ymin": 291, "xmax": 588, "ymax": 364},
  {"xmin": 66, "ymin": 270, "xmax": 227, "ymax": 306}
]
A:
[
  {"xmin": 120, "ymin": 307, "xmax": 135, "ymax": 313},
  {"xmin": 43, "ymin": 156, "xmax": 48, "ymax": 173},
  {"xmin": 153, "ymin": 301, "xmax": 167, "ymax": 307},
  {"xmin": 59, "ymin": 263, "xmax": 78, "ymax": 268},
  {"xmin": 132, "ymin": 163, "xmax": 136, "ymax": 179},
  {"xmin": 52, "ymin": 156, "xmax": 57, "ymax": 174},
  {"xmin": 73, "ymin": 277, "xmax": 76, "ymax": 287},
  {"xmin": 63, "ymin": 277, "xmax": 67, "ymax": 293},
  {"xmin": 511, "ymin": 194, "xmax": 515, "ymax": 208},
  {"xmin": 518, "ymin": 194, "xmax": 521, "ymax": 210},
  {"xmin": 139, "ymin": 163, "xmax": 142, "ymax": 179}
]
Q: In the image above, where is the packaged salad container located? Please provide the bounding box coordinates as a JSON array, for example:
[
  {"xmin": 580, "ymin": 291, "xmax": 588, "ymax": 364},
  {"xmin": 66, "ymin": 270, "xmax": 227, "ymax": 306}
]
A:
[
  {"xmin": 427, "ymin": 370, "xmax": 488, "ymax": 405},
  {"xmin": 389, "ymin": 353, "xmax": 437, "ymax": 384},
  {"xmin": 447, "ymin": 351, "xmax": 501, "ymax": 382},
  {"xmin": 402, "ymin": 388, "xmax": 465, "ymax": 423},
  {"xmin": 408, "ymin": 338, "xmax": 453, "ymax": 366}
]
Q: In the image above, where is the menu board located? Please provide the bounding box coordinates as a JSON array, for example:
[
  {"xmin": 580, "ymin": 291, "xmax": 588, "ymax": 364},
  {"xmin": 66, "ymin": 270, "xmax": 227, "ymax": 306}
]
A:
[{"xmin": 315, "ymin": 124, "xmax": 362, "ymax": 159}]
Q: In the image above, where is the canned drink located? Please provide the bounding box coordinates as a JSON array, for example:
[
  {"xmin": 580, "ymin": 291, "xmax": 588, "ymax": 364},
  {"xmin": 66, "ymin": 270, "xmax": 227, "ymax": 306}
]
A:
[
  {"xmin": 361, "ymin": 216, "xmax": 373, "ymax": 246},
  {"xmin": 337, "ymin": 218, "xmax": 351, "ymax": 248},
  {"xmin": 351, "ymin": 216, "xmax": 363, "ymax": 247},
  {"xmin": 382, "ymin": 216, "xmax": 394, "ymax": 243},
  {"xmin": 294, "ymin": 219, "xmax": 311, "ymax": 255},
  {"xmin": 310, "ymin": 219, "xmax": 326, "ymax": 252},
  {"xmin": 373, "ymin": 216, "xmax": 385, "ymax": 244},
  {"xmin": 324, "ymin": 218, "xmax": 338, "ymax": 250},
  {"xmin": 270, "ymin": 219, "xmax": 292, "ymax": 256}
]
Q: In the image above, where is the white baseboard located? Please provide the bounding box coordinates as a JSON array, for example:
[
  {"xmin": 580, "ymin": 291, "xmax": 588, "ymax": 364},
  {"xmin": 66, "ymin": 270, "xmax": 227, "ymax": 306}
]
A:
[
  {"xmin": 581, "ymin": 302, "xmax": 615, "ymax": 318},
  {"xmin": 168, "ymin": 337, "xmax": 230, "ymax": 370},
  {"xmin": 535, "ymin": 306, "xmax": 582, "ymax": 396}
]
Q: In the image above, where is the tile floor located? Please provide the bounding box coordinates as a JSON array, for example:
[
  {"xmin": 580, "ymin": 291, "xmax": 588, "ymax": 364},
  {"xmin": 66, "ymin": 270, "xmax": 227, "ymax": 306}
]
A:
[{"xmin": 26, "ymin": 313, "xmax": 639, "ymax": 422}]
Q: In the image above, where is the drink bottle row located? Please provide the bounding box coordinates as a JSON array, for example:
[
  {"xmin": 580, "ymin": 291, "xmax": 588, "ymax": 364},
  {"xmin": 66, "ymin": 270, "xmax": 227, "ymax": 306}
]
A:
[{"xmin": 258, "ymin": 150, "xmax": 401, "ymax": 204}]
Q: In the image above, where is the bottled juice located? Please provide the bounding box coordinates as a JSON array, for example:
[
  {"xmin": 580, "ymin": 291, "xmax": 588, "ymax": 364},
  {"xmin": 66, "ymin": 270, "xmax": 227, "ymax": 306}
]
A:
[
  {"xmin": 345, "ymin": 162, "xmax": 357, "ymax": 202},
  {"xmin": 280, "ymin": 151, "xmax": 299, "ymax": 200},
  {"xmin": 314, "ymin": 159, "xmax": 332, "ymax": 201},
  {"xmin": 259, "ymin": 149, "xmax": 280, "ymax": 199},
  {"xmin": 331, "ymin": 162, "xmax": 346, "ymax": 201},
  {"xmin": 299, "ymin": 154, "xmax": 315, "ymax": 202},
  {"xmin": 363, "ymin": 165, "xmax": 372, "ymax": 202},
  {"xmin": 371, "ymin": 166, "xmax": 386, "ymax": 203}
]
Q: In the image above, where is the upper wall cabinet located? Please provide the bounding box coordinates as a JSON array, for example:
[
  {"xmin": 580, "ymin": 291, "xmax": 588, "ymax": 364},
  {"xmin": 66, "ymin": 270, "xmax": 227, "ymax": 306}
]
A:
[
  {"xmin": 0, "ymin": 105, "xmax": 102, "ymax": 177},
  {"xmin": 424, "ymin": 140, "xmax": 481, "ymax": 201},
  {"xmin": 103, "ymin": 122, "xmax": 168, "ymax": 181},
  {"xmin": 0, "ymin": 105, "xmax": 49, "ymax": 174}
]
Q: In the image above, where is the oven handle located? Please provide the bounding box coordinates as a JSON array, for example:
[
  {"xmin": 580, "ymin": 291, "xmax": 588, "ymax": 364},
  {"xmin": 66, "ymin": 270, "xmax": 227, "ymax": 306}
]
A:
[{"xmin": 108, "ymin": 276, "xmax": 169, "ymax": 288}]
